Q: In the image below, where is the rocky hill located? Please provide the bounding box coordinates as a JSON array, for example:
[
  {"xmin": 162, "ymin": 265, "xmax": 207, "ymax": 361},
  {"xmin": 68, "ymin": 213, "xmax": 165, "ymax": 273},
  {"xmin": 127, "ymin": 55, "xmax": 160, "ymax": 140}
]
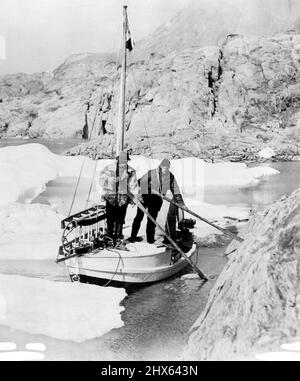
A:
[
  {"xmin": 132, "ymin": 0, "xmax": 300, "ymax": 59},
  {"xmin": 184, "ymin": 188, "xmax": 300, "ymax": 360},
  {"xmin": 1, "ymin": 1, "xmax": 300, "ymax": 160}
]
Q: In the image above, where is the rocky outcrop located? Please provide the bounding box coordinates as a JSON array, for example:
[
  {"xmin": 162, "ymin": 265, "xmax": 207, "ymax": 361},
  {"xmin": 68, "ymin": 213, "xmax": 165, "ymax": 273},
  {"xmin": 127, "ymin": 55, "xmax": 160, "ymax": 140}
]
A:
[
  {"xmin": 1, "ymin": 1, "xmax": 300, "ymax": 160},
  {"xmin": 0, "ymin": 53, "xmax": 116, "ymax": 139},
  {"xmin": 184, "ymin": 189, "xmax": 300, "ymax": 360},
  {"xmin": 65, "ymin": 32, "xmax": 300, "ymax": 160},
  {"xmin": 132, "ymin": 0, "xmax": 300, "ymax": 61}
]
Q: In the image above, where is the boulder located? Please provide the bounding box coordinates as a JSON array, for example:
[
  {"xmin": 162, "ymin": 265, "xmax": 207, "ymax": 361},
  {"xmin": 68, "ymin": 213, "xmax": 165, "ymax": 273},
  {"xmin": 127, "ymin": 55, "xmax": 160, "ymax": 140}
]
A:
[{"xmin": 184, "ymin": 188, "xmax": 300, "ymax": 360}]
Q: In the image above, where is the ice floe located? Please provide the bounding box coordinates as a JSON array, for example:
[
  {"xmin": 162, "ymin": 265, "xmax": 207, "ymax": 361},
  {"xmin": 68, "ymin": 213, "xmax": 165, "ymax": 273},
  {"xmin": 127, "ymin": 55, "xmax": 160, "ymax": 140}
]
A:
[
  {"xmin": 0, "ymin": 144, "xmax": 279, "ymax": 207},
  {"xmin": 0, "ymin": 203, "xmax": 62, "ymax": 260},
  {"xmin": 0, "ymin": 143, "xmax": 280, "ymax": 260},
  {"xmin": 0, "ymin": 274, "xmax": 126, "ymax": 342}
]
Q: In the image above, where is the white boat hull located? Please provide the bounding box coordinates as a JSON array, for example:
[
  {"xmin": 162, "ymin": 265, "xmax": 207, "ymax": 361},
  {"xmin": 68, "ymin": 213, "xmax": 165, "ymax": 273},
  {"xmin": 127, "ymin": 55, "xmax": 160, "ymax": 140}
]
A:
[{"xmin": 63, "ymin": 242, "xmax": 198, "ymax": 284}]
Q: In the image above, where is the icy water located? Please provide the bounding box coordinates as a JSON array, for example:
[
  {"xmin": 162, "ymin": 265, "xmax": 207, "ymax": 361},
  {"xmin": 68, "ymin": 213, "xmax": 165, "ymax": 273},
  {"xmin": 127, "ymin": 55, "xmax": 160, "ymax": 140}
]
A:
[
  {"xmin": 1, "ymin": 138, "xmax": 300, "ymax": 360},
  {"xmin": 0, "ymin": 249, "xmax": 224, "ymax": 361},
  {"xmin": 0, "ymin": 137, "xmax": 80, "ymax": 154},
  {"xmin": 204, "ymin": 161, "xmax": 300, "ymax": 211}
]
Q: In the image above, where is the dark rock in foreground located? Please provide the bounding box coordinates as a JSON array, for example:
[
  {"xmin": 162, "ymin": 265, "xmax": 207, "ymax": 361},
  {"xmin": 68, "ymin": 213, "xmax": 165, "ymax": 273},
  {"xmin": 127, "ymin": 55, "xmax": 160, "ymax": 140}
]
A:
[{"xmin": 184, "ymin": 188, "xmax": 300, "ymax": 360}]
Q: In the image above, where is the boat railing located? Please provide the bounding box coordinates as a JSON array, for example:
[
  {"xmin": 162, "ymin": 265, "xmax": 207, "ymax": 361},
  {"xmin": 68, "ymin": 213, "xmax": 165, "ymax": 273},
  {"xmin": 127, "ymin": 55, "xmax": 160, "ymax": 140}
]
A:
[{"xmin": 59, "ymin": 205, "xmax": 107, "ymax": 258}]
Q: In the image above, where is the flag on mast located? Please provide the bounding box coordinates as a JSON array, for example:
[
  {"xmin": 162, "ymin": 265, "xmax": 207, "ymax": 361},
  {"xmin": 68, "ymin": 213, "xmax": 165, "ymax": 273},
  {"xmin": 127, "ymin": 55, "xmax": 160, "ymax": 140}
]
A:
[{"xmin": 125, "ymin": 11, "xmax": 134, "ymax": 51}]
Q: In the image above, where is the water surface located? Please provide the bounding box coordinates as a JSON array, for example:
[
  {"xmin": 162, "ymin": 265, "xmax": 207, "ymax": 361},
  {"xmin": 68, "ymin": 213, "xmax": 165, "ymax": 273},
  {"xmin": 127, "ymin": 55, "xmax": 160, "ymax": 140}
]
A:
[{"xmin": 204, "ymin": 161, "xmax": 300, "ymax": 211}]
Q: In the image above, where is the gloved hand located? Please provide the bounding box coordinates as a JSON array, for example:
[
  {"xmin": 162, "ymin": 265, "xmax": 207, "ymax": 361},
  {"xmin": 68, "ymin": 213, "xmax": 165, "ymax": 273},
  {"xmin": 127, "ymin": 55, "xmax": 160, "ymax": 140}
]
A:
[{"xmin": 178, "ymin": 208, "xmax": 184, "ymax": 222}]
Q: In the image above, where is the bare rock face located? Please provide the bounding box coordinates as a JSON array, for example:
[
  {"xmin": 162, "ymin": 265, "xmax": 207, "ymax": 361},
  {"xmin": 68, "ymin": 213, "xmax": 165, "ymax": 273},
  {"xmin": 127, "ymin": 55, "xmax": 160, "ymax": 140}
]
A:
[
  {"xmin": 65, "ymin": 31, "xmax": 300, "ymax": 160},
  {"xmin": 184, "ymin": 188, "xmax": 300, "ymax": 360},
  {"xmin": 132, "ymin": 0, "xmax": 300, "ymax": 61},
  {"xmin": 0, "ymin": 1, "xmax": 300, "ymax": 160},
  {"xmin": 0, "ymin": 53, "xmax": 116, "ymax": 140}
]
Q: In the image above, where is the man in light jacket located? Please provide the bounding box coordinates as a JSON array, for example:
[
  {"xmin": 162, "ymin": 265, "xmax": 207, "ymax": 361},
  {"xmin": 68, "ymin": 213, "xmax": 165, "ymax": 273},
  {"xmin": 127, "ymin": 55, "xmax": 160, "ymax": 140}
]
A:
[{"xmin": 99, "ymin": 151, "xmax": 140, "ymax": 245}]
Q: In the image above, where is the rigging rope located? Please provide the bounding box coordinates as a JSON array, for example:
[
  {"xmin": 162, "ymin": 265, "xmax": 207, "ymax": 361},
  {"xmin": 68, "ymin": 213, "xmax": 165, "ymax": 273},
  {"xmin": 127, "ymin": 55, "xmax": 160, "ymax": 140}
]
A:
[
  {"xmin": 68, "ymin": 87, "xmax": 103, "ymax": 216},
  {"xmin": 129, "ymin": 69, "xmax": 154, "ymax": 158},
  {"xmin": 84, "ymin": 28, "xmax": 123, "ymax": 210},
  {"xmin": 68, "ymin": 19, "xmax": 123, "ymax": 216},
  {"xmin": 68, "ymin": 158, "xmax": 87, "ymax": 217},
  {"xmin": 85, "ymin": 148, "xmax": 99, "ymax": 209}
]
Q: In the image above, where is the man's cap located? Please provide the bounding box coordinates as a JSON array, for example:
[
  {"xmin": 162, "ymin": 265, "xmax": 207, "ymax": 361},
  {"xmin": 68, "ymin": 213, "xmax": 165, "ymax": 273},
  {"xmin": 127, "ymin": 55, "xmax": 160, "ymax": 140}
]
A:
[{"xmin": 159, "ymin": 158, "xmax": 171, "ymax": 168}]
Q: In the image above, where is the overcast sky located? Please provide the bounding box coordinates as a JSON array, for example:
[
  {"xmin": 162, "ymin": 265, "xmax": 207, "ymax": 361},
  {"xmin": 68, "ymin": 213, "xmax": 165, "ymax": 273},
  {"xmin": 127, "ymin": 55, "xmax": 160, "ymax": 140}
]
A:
[
  {"xmin": 0, "ymin": 0, "xmax": 295, "ymax": 75},
  {"xmin": 0, "ymin": 0, "xmax": 190, "ymax": 75}
]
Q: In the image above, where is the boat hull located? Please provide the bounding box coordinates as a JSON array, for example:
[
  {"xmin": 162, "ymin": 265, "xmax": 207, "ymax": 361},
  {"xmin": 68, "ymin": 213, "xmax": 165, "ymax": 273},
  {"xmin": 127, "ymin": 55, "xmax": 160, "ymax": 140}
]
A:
[{"xmin": 63, "ymin": 242, "xmax": 198, "ymax": 284}]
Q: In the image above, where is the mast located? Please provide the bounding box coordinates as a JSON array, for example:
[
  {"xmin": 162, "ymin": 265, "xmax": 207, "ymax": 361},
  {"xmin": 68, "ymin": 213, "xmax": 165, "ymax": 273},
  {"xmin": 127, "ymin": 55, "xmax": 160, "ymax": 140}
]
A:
[{"xmin": 116, "ymin": 5, "xmax": 128, "ymax": 155}]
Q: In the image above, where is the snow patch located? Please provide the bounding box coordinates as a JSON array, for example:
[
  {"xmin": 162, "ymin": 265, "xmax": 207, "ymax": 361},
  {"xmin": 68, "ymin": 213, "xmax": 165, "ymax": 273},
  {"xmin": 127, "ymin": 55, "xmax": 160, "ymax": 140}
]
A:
[{"xmin": 258, "ymin": 147, "xmax": 275, "ymax": 159}]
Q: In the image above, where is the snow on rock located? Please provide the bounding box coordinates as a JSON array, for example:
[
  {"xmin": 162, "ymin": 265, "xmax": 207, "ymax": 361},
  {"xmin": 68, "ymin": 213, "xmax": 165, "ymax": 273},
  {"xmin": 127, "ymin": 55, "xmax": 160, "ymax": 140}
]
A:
[
  {"xmin": 0, "ymin": 203, "xmax": 62, "ymax": 260},
  {"xmin": 0, "ymin": 274, "xmax": 126, "ymax": 342},
  {"xmin": 258, "ymin": 147, "xmax": 276, "ymax": 159}
]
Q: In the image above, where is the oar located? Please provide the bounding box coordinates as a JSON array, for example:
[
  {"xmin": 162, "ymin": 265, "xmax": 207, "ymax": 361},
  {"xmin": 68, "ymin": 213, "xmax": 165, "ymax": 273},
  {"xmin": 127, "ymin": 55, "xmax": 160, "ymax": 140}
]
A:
[
  {"xmin": 154, "ymin": 192, "xmax": 244, "ymax": 243},
  {"xmin": 129, "ymin": 195, "xmax": 208, "ymax": 281}
]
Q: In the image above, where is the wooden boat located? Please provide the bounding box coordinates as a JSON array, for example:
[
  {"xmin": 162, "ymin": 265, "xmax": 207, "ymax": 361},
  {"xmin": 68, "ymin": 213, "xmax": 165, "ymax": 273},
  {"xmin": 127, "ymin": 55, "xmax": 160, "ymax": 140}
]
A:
[
  {"xmin": 66, "ymin": 243, "xmax": 197, "ymax": 285},
  {"xmin": 57, "ymin": 204, "xmax": 198, "ymax": 285},
  {"xmin": 56, "ymin": 5, "xmax": 201, "ymax": 285}
]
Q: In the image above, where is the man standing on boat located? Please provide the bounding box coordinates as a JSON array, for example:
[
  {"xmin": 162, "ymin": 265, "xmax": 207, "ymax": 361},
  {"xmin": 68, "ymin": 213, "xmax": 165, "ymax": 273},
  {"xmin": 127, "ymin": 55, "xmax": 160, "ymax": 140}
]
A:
[
  {"xmin": 128, "ymin": 159, "xmax": 185, "ymax": 244},
  {"xmin": 98, "ymin": 151, "xmax": 140, "ymax": 246}
]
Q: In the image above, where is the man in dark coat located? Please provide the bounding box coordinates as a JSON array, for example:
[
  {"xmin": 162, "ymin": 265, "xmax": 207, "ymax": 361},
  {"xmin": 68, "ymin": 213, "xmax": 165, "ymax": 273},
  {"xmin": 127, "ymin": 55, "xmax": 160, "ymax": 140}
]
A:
[{"xmin": 129, "ymin": 158, "xmax": 185, "ymax": 244}]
